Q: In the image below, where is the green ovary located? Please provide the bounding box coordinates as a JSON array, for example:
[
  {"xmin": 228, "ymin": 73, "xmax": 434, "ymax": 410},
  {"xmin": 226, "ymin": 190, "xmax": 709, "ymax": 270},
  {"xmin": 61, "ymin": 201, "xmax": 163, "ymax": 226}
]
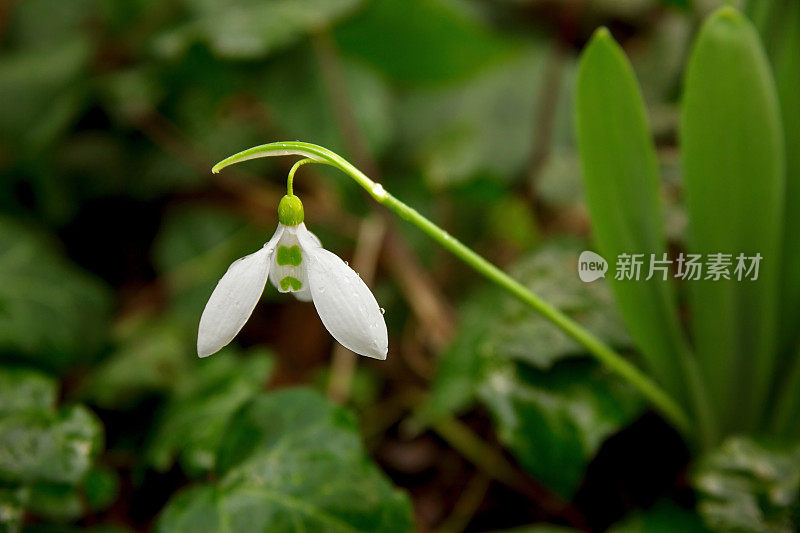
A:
[
  {"xmin": 277, "ymin": 245, "xmax": 302, "ymax": 266},
  {"xmin": 280, "ymin": 276, "xmax": 303, "ymax": 291}
]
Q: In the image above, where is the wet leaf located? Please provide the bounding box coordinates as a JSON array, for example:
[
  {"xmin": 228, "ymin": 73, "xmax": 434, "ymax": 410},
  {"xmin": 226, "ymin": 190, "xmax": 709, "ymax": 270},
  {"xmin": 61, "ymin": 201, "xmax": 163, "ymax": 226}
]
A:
[
  {"xmin": 156, "ymin": 388, "xmax": 414, "ymax": 533},
  {"xmin": 425, "ymin": 241, "xmax": 640, "ymax": 496},
  {"xmin": 0, "ymin": 405, "xmax": 102, "ymax": 486},
  {"xmin": 694, "ymin": 437, "xmax": 800, "ymax": 532}
]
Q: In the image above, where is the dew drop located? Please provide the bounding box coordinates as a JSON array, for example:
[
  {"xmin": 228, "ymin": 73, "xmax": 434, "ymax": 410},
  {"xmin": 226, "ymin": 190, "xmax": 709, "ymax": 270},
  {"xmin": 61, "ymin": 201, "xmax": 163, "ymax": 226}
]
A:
[{"xmin": 380, "ymin": 308, "xmax": 386, "ymax": 315}]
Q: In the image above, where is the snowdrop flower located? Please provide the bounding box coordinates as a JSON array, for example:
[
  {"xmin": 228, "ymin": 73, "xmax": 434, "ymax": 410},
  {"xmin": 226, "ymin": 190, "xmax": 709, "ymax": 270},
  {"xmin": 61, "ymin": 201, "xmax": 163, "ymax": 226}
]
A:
[{"xmin": 197, "ymin": 194, "xmax": 388, "ymax": 360}]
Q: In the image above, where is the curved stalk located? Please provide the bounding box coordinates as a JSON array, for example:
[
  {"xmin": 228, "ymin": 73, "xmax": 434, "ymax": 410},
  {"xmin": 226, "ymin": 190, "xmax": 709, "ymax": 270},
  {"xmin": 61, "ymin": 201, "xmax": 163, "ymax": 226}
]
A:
[{"xmin": 212, "ymin": 141, "xmax": 691, "ymax": 433}]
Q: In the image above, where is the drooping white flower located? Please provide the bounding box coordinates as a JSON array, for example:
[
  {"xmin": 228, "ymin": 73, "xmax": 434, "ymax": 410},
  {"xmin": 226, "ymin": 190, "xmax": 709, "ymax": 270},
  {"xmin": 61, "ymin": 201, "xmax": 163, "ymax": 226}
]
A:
[{"xmin": 197, "ymin": 195, "xmax": 388, "ymax": 360}]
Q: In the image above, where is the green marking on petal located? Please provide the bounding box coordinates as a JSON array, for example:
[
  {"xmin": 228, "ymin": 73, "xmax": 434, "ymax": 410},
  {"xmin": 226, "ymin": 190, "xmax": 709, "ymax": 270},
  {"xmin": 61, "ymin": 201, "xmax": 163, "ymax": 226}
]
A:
[
  {"xmin": 277, "ymin": 245, "xmax": 302, "ymax": 266},
  {"xmin": 280, "ymin": 276, "xmax": 303, "ymax": 291}
]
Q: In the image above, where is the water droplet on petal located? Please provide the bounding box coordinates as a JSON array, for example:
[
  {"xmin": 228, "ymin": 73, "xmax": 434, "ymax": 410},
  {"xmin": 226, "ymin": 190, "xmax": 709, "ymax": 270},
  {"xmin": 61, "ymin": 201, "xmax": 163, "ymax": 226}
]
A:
[{"xmin": 380, "ymin": 308, "xmax": 386, "ymax": 315}]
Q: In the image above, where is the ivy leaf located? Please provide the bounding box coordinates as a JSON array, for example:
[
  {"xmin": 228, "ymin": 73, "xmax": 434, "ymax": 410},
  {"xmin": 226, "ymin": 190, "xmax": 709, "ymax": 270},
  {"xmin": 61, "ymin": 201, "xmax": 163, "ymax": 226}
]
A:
[
  {"xmin": 78, "ymin": 316, "xmax": 192, "ymax": 409},
  {"xmin": 0, "ymin": 36, "xmax": 90, "ymax": 151},
  {"xmin": 24, "ymin": 466, "xmax": 119, "ymax": 522},
  {"xmin": 146, "ymin": 349, "xmax": 273, "ymax": 476},
  {"xmin": 156, "ymin": 388, "xmax": 414, "ymax": 533},
  {"xmin": 26, "ymin": 483, "xmax": 84, "ymax": 522},
  {"xmin": 0, "ymin": 486, "xmax": 28, "ymax": 533},
  {"xmin": 425, "ymin": 241, "xmax": 640, "ymax": 497},
  {"xmin": 480, "ymin": 360, "xmax": 641, "ymax": 497},
  {"xmin": 425, "ymin": 240, "xmax": 631, "ymax": 417},
  {"xmin": 0, "ymin": 367, "xmax": 56, "ymax": 416},
  {"xmin": 0, "ymin": 367, "xmax": 105, "ymax": 527},
  {"xmin": 0, "ymin": 217, "xmax": 112, "ymax": 371},
  {"xmin": 694, "ymin": 437, "xmax": 800, "ymax": 532},
  {"xmin": 155, "ymin": 0, "xmax": 363, "ymax": 60},
  {"xmin": 152, "ymin": 206, "xmax": 267, "ymax": 330},
  {"xmin": 257, "ymin": 46, "xmax": 392, "ymax": 159},
  {"xmin": 0, "ymin": 405, "xmax": 102, "ymax": 486},
  {"xmin": 334, "ymin": 0, "xmax": 515, "ymax": 85},
  {"xmin": 397, "ymin": 45, "xmax": 549, "ymax": 187}
]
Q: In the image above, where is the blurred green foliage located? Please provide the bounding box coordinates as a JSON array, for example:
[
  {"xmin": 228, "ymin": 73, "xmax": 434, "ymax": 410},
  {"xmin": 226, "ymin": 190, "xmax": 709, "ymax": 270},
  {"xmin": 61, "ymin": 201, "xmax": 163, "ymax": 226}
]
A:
[
  {"xmin": 155, "ymin": 389, "xmax": 414, "ymax": 532},
  {"xmin": 424, "ymin": 241, "xmax": 640, "ymax": 497},
  {"xmin": 0, "ymin": 367, "xmax": 108, "ymax": 524},
  {"xmin": 0, "ymin": 0, "xmax": 798, "ymax": 531},
  {"xmin": 694, "ymin": 437, "xmax": 800, "ymax": 532}
]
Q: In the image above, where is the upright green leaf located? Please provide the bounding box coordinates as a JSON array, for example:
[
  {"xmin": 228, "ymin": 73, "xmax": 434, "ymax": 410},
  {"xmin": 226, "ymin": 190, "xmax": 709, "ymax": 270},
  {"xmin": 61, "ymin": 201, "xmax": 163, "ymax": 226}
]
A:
[
  {"xmin": 575, "ymin": 29, "xmax": 696, "ymax": 415},
  {"xmin": 748, "ymin": 1, "xmax": 800, "ymax": 434},
  {"xmin": 681, "ymin": 7, "xmax": 784, "ymax": 431},
  {"xmin": 772, "ymin": 0, "xmax": 800, "ymax": 363}
]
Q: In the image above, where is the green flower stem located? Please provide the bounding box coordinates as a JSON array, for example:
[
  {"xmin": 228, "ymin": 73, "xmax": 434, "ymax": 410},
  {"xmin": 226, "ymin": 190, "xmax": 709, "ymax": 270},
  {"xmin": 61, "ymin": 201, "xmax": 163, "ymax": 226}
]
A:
[
  {"xmin": 212, "ymin": 141, "xmax": 691, "ymax": 432},
  {"xmin": 287, "ymin": 157, "xmax": 316, "ymax": 196}
]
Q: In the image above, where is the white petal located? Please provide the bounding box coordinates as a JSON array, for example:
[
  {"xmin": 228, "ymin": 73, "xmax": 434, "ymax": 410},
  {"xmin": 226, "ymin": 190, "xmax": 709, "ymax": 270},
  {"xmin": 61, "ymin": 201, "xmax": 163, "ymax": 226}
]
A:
[
  {"xmin": 197, "ymin": 228, "xmax": 283, "ymax": 358},
  {"xmin": 299, "ymin": 231, "xmax": 388, "ymax": 360},
  {"xmin": 291, "ymin": 286, "xmax": 313, "ymax": 302},
  {"xmin": 305, "ymin": 229, "xmax": 322, "ymax": 248}
]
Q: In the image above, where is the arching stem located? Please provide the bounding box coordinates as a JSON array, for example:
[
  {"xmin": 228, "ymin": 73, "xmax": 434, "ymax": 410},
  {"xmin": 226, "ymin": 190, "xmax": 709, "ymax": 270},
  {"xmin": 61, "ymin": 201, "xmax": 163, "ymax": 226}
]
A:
[
  {"xmin": 287, "ymin": 158, "xmax": 316, "ymax": 196},
  {"xmin": 213, "ymin": 141, "xmax": 691, "ymax": 433}
]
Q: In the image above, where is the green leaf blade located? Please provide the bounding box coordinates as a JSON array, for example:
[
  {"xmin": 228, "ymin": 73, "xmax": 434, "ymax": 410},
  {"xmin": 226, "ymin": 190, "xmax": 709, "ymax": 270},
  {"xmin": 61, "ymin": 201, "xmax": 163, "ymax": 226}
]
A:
[
  {"xmin": 680, "ymin": 7, "xmax": 784, "ymax": 431},
  {"xmin": 575, "ymin": 29, "xmax": 692, "ymax": 410}
]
